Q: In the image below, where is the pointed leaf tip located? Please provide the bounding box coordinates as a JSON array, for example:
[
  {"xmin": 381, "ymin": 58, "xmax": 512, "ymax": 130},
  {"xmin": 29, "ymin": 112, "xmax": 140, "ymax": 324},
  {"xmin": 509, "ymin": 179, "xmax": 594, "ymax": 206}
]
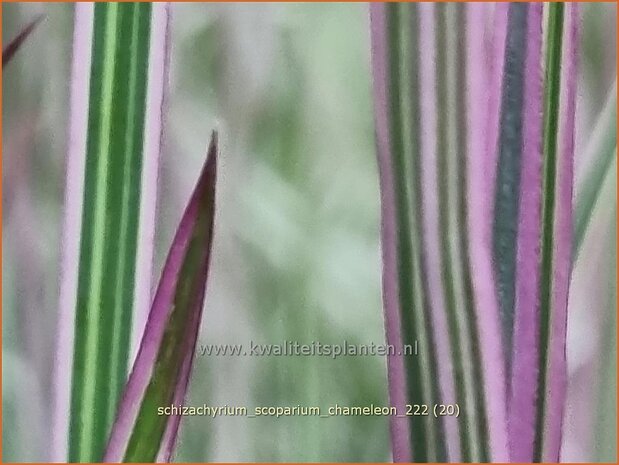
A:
[
  {"xmin": 204, "ymin": 130, "xmax": 218, "ymax": 186},
  {"xmin": 104, "ymin": 132, "xmax": 218, "ymax": 462},
  {"xmin": 2, "ymin": 14, "xmax": 45, "ymax": 66}
]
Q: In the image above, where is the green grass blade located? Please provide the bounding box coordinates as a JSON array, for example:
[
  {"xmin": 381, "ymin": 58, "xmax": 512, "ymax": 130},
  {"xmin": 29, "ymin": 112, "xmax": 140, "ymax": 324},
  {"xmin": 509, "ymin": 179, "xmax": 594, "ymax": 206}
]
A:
[{"xmin": 55, "ymin": 3, "xmax": 167, "ymax": 461}]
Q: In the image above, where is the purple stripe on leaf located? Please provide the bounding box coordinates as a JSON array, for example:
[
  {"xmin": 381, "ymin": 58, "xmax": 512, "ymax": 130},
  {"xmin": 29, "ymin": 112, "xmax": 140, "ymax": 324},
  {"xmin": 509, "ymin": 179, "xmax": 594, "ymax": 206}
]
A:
[
  {"xmin": 508, "ymin": 3, "xmax": 544, "ymax": 462},
  {"xmin": 369, "ymin": 4, "xmax": 411, "ymax": 462}
]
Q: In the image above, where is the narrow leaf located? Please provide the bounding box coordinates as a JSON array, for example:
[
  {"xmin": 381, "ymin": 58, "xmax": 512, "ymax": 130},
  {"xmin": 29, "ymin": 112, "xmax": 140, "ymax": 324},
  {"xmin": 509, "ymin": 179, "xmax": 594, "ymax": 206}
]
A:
[
  {"xmin": 2, "ymin": 14, "xmax": 43, "ymax": 66},
  {"xmin": 104, "ymin": 133, "xmax": 217, "ymax": 463},
  {"xmin": 464, "ymin": 3, "xmax": 510, "ymax": 462},
  {"xmin": 499, "ymin": 4, "xmax": 545, "ymax": 461},
  {"xmin": 54, "ymin": 3, "xmax": 168, "ymax": 461},
  {"xmin": 370, "ymin": 3, "xmax": 446, "ymax": 461},
  {"xmin": 507, "ymin": 3, "xmax": 579, "ymax": 462},
  {"xmin": 540, "ymin": 5, "xmax": 579, "ymax": 460},
  {"xmin": 369, "ymin": 4, "xmax": 411, "ymax": 461}
]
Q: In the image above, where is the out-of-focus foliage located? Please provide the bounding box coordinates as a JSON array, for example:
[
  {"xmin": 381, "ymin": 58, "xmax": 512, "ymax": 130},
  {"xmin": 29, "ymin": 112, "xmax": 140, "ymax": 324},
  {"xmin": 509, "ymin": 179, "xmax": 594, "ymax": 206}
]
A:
[
  {"xmin": 2, "ymin": 15, "xmax": 43, "ymax": 66},
  {"xmin": 1, "ymin": 2, "xmax": 616, "ymax": 462}
]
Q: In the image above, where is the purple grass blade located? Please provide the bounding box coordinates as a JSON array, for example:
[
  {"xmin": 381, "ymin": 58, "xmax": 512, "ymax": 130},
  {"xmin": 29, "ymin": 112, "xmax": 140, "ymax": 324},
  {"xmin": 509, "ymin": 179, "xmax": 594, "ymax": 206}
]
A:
[
  {"xmin": 418, "ymin": 3, "xmax": 459, "ymax": 460},
  {"xmin": 544, "ymin": 4, "xmax": 579, "ymax": 460},
  {"xmin": 508, "ymin": 3, "xmax": 580, "ymax": 461},
  {"xmin": 369, "ymin": 4, "xmax": 411, "ymax": 462},
  {"xmin": 2, "ymin": 14, "xmax": 44, "ymax": 66},
  {"xmin": 104, "ymin": 133, "xmax": 218, "ymax": 462},
  {"xmin": 508, "ymin": 4, "xmax": 545, "ymax": 462},
  {"xmin": 465, "ymin": 3, "xmax": 509, "ymax": 462}
]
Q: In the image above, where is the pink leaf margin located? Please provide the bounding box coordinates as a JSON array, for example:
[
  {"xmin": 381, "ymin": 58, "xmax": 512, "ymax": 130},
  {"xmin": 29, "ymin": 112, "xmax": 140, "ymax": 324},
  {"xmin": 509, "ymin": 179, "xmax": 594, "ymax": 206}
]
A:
[{"xmin": 104, "ymin": 133, "xmax": 218, "ymax": 462}]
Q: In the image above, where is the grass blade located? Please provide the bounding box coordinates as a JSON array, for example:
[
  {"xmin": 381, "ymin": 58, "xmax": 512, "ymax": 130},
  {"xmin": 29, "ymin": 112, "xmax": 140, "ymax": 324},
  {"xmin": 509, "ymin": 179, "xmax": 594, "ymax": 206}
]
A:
[
  {"xmin": 500, "ymin": 4, "xmax": 545, "ymax": 462},
  {"xmin": 507, "ymin": 3, "xmax": 579, "ymax": 461},
  {"xmin": 54, "ymin": 3, "xmax": 168, "ymax": 461},
  {"xmin": 2, "ymin": 14, "xmax": 43, "ymax": 66},
  {"xmin": 369, "ymin": 4, "xmax": 411, "ymax": 461},
  {"xmin": 540, "ymin": 5, "xmax": 578, "ymax": 460},
  {"xmin": 465, "ymin": 4, "xmax": 510, "ymax": 461},
  {"xmin": 104, "ymin": 133, "xmax": 218, "ymax": 463},
  {"xmin": 370, "ymin": 3, "xmax": 446, "ymax": 460}
]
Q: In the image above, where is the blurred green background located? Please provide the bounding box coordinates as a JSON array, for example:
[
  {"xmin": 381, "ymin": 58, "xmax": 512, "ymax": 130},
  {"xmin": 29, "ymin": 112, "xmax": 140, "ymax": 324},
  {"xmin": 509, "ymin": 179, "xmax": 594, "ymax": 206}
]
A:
[{"xmin": 2, "ymin": 2, "xmax": 616, "ymax": 462}]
